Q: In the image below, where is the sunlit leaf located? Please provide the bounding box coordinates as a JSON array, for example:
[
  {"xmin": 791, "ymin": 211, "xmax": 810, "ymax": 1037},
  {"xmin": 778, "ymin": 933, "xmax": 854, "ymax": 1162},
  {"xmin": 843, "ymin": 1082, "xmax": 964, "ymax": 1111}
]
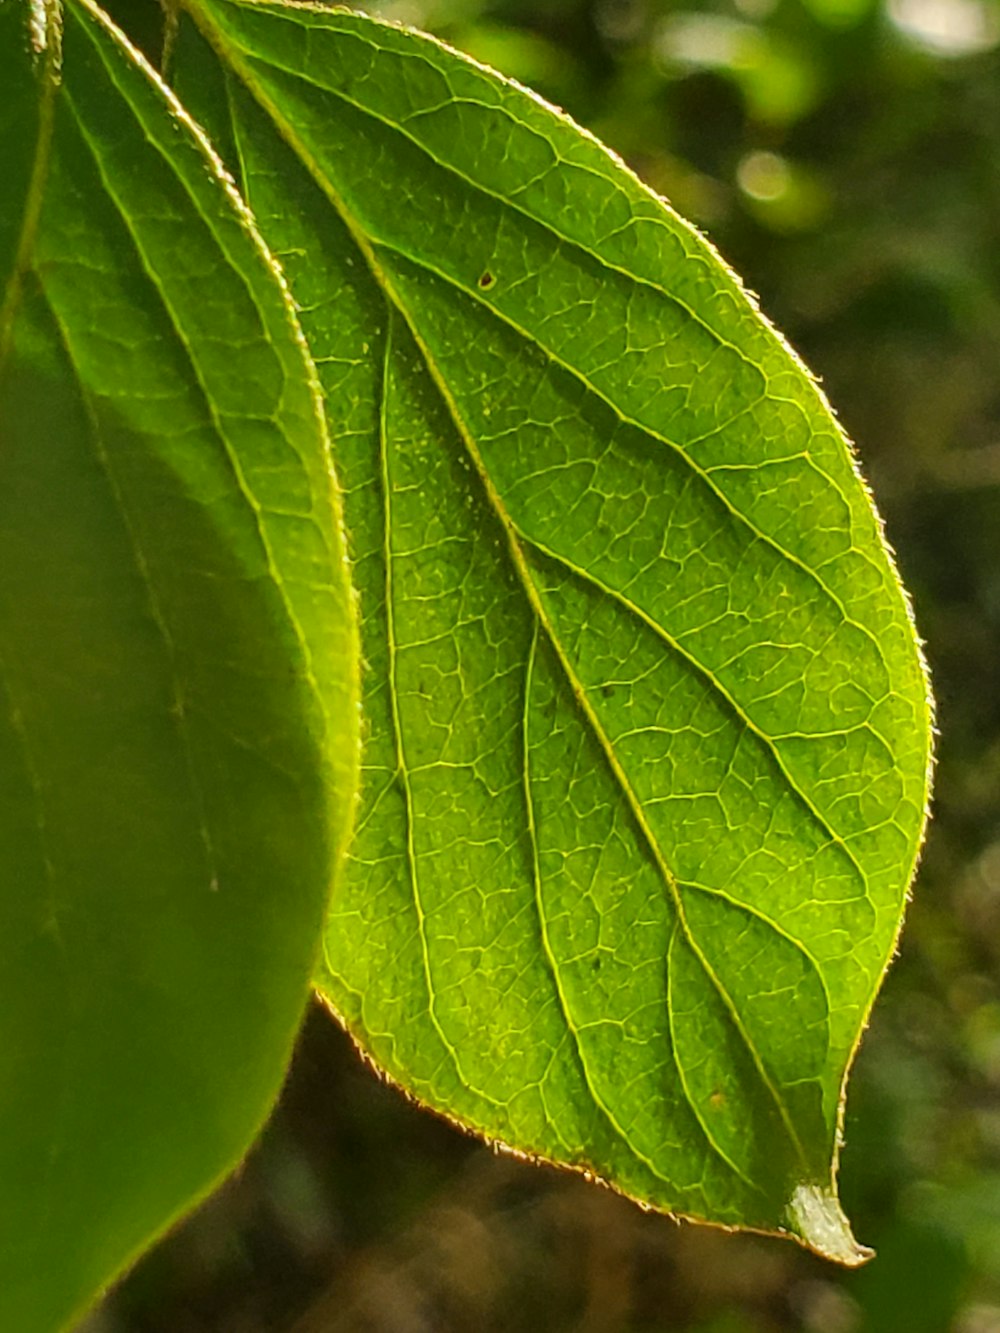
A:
[{"xmin": 174, "ymin": 0, "xmax": 931, "ymax": 1264}]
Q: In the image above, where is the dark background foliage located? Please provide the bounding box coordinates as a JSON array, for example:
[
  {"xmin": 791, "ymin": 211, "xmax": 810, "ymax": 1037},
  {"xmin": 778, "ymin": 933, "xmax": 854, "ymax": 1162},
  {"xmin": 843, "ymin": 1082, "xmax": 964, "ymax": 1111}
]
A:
[{"xmin": 85, "ymin": 0, "xmax": 1000, "ymax": 1328}]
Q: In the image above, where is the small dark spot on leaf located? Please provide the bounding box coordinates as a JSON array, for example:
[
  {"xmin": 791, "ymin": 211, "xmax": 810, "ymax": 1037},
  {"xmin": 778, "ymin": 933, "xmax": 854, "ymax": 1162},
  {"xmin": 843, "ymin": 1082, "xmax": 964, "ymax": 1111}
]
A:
[
  {"xmin": 601, "ymin": 683, "xmax": 614, "ymax": 698},
  {"xmin": 591, "ymin": 956, "xmax": 602, "ymax": 971},
  {"xmin": 478, "ymin": 271, "xmax": 495, "ymax": 290}
]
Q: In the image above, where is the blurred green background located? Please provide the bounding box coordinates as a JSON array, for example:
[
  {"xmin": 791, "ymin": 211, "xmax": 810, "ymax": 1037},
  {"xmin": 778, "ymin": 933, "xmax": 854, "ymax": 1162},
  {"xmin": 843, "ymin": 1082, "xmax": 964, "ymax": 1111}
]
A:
[{"xmin": 85, "ymin": 0, "xmax": 1000, "ymax": 1328}]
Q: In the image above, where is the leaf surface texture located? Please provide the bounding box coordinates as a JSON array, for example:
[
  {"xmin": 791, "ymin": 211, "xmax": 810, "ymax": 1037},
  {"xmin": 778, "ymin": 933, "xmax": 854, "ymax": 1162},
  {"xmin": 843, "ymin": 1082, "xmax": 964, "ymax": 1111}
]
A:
[{"xmin": 173, "ymin": 0, "xmax": 931, "ymax": 1260}]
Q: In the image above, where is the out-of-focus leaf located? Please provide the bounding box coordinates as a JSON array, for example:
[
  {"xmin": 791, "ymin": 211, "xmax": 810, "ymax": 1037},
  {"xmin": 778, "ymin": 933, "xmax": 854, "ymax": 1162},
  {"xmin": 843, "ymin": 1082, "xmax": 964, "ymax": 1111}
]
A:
[{"xmin": 0, "ymin": 2, "xmax": 358, "ymax": 1328}]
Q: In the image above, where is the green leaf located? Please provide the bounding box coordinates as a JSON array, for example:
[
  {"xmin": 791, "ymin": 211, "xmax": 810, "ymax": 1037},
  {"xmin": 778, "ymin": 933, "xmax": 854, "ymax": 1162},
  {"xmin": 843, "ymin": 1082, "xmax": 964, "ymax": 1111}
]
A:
[
  {"xmin": 176, "ymin": 0, "xmax": 930, "ymax": 1263},
  {"xmin": 0, "ymin": 3, "xmax": 358, "ymax": 1328}
]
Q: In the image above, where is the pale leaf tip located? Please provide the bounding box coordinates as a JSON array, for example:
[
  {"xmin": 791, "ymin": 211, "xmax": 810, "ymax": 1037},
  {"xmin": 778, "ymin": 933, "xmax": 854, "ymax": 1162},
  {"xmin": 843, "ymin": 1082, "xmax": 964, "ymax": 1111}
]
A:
[
  {"xmin": 29, "ymin": 0, "xmax": 48, "ymax": 52},
  {"xmin": 788, "ymin": 1184, "xmax": 873, "ymax": 1268}
]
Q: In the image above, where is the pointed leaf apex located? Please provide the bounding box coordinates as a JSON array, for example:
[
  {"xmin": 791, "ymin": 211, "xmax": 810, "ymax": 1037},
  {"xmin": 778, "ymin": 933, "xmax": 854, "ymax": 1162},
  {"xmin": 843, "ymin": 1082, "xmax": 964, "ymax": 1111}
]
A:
[{"xmin": 789, "ymin": 1184, "xmax": 873, "ymax": 1268}]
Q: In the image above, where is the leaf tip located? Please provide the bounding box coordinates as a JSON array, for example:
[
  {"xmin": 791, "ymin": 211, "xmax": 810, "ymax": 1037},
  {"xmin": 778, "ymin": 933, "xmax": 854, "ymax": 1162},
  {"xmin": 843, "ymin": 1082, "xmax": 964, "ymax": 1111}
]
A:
[
  {"xmin": 28, "ymin": 0, "xmax": 53, "ymax": 54},
  {"xmin": 788, "ymin": 1184, "xmax": 872, "ymax": 1268}
]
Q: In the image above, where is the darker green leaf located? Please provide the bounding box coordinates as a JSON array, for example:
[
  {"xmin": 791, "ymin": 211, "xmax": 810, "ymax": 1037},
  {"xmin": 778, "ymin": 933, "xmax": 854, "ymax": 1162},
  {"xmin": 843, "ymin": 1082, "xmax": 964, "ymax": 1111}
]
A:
[{"xmin": 0, "ymin": 2, "xmax": 358, "ymax": 1327}]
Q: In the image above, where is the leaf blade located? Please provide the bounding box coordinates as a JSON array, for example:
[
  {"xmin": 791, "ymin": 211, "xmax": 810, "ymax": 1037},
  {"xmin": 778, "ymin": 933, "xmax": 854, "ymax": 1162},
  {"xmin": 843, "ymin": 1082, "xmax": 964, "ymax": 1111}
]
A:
[{"xmin": 176, "ymin": 0, "xmax": 931, "ymax": 1261}]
